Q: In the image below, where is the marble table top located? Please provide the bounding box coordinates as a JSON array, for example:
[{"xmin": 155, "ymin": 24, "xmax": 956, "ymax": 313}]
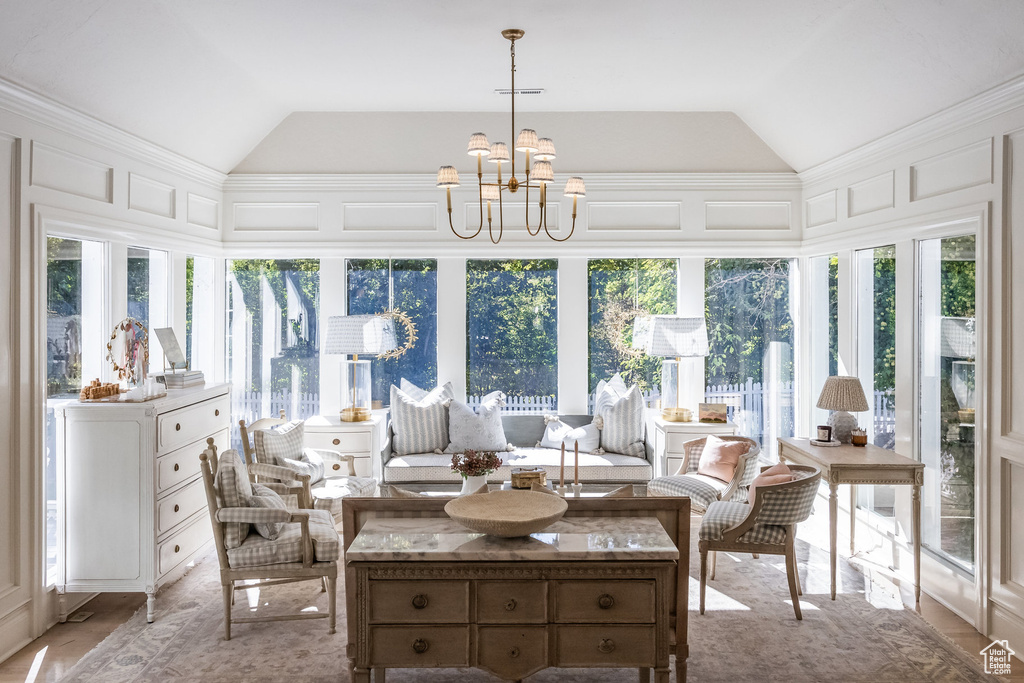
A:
[{"xmin": 346, "ymin": 516, "xmax": 679, "ymax": 562}]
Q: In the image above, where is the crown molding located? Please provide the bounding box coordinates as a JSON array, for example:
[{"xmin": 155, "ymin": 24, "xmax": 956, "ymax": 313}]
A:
[
  {"xmin": 0, "ymin": 77, "xmax": 226, "ymax": 190},
  {"xmin": 799, "ymin": 72, "xmax": 1024, "ymax": 186},
  {"xmin": 223, "ymin": 171, "xmax": 802, "ymax": 193}
]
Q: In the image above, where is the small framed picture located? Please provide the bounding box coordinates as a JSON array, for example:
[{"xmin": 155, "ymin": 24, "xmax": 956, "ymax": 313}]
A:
[
  {"xmin": 698, "ymin": 403, "xmax": 728, "ymax": 423},
  {"xmin": 816, "ymin": 425, "xmax": 833, "ymax": 442}
]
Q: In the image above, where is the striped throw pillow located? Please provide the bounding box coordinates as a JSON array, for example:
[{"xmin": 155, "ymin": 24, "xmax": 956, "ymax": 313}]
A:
[
  {"xmin": 253, "ymin": 419, "xmax": 304, "ymax": 466},
  {"xmin": 390, "ymin": 383, "xmax": 454, "ymax": 455},
  {"xmin": 597, "ymin": 384, "xmax": 646, "ymax": 458}
]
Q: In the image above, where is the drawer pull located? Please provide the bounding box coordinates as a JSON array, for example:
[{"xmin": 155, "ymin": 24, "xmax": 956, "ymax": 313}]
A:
[
  {"xmin": 174, "ymin": 544, "xmax": 180, "ymax": 553},
  {"xmin": 173, "ymin": 463, "xmax": 180, "ymax": 472},
  {"xmin": 215, "ymin": 409, "xmax": 220, "ymax": 416},
  {"xmin": 333, "ymin": 464, "xmax": 341, "ymax": 471},
  {"xmin": 173, "ymin": 504, "xmax": 180, "ymax": 513},
  {"xmin": 597, "ymin": 638, "xmax": 615, "ymax": 654},
  {"xmin": 412, "ymin": 638, "xmax": 429, "ymax": 654},
  {"xmin": 504, "ymin": 598, "xmax": 517, "ymax": 611},
  {"xmin": 507, "ymin": 646, "xmax": 520, "ymax": 659},
  {"xmin": 332, "ymin": 438, "xmax": 341, "ymax": 445},
  {"xmin": 411, "ymin": 594, "xmax": 428, "ymax": 609},
  {"xmin": 598, "ymin": 594, "xmax": 615, "ymax": 609},
  {"xmin": 175, "ymin": 423, "xmax": 181, "ymax": 432}
]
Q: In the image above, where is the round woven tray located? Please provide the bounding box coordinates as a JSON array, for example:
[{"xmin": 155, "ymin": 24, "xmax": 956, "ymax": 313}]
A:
[{"xmin": 444, "ymin": 490, "xmax": 568, "ymax": 538}]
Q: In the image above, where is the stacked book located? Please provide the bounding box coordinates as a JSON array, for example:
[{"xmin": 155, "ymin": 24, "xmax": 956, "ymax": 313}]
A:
[{"xmin": 163, "ymin": 370, "xmax": 205, "ymax": 389}]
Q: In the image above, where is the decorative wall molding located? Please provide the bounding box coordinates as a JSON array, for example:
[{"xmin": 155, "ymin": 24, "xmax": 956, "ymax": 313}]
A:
[
  {"xmin": 586, "ymin": 201, "xmax": 681, "ymax": 231},
  {"xmin": 704, "ymin": 200, "xmax": 791, "ymax": 231},
  {"xmin": 29, "ymin": 141, "xmax": 112, "ymax": 203},
  {"xmin": 0, "ymin": 77, "xmax": 225, "ymax": 190},
  {"xmin": 345, "ymin": 202, "xmax": 437, "ymax": 231},
  {"xmin": 186, "ymin": 193, "xmax": 219, "ymax": 231},
  {"xmin": 847, "ymin": 171, "xmax": 895, "ymax": 217},
  {"xmin": 461, "ymin": 201, "xmax": 558, "ymax": 231},
  {"xmin": 805, "ymin": 190, "xmax": 838, "ymax": 229},
  {"xmin": 800, "ymin": 72, "xmax": 1024, "ymax": 185},
  {"xmin": 232, "ymin": 202, "xmax": 319, "ymax": 232},
  {"xmin": 910, "ymin": 139, "xmax": 993, "ymax": 202},
  {"xmin": 128, "ymin": 173, "xmax": 175, "ymax": 219}
]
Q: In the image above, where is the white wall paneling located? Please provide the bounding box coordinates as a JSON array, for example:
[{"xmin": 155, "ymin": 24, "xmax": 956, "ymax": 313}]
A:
[
  {"xmin": 345, "ymin": 202, "xmax": 437, "ymax": 231},
  {"xmin": 586, "ymin": 201, "xmax": 680, "ymax": 232},
  {"xmin": 462, "ymin": 201, "xmax": 559, "ymax": 232},
  {"xmin": 805, "ymin": 189, "xmax": 838, "ymax": 229},
  {"xmin": 910, "ymin": 139, "xmax": 993, "ymax": 202},
  {"xmin": 128, "ymin": 173, "xmax": 175, "ymax": 219},
  {"xmin": 186, "ymin": 193, "xmax": 219, "ymax": 231},
  {"xmin": 30, "ymin": 142, "xmax": 113, "ymax": 203},
  {"xmin": 233, "ymin": 202, "xmax": 319, "ymax": 232},
  {"xmin": 847, "ymin": 171, "xmax": 895, "ymax": 217},
  {"xmin": 704, "ymin": 200, "xmax": 791, "ymax": 231}
]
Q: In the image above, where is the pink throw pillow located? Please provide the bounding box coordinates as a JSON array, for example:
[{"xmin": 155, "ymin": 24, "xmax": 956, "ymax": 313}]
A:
[
  {"xmin": 748, "ymin": 462, "xmax": 794, "ymax": 504},
  {"xmin": 696, "ymin": 435, "xmax": 749, "ymax": 483}
]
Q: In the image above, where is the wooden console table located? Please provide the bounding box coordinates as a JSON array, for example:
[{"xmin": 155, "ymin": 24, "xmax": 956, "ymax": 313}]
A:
[{"xmin": 778, "ymin": 437, "xmax": 925, "ymax": 603}]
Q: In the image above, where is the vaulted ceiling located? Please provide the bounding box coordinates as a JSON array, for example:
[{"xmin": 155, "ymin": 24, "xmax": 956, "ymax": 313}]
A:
[{"xmin": 2, "ymin": 0, "xmax": 1023, "ymax": 175}]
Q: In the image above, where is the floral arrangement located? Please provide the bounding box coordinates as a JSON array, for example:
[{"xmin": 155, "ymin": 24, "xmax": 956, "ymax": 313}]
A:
[{"xmin": 450, "ymin": 449, "xmax": 503, "ymax": 478}]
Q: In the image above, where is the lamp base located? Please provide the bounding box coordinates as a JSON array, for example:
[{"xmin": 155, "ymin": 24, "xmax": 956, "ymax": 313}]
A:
[
  {"xmin": 661, "ymin": 407, "xmax": 692, "ymax": 423},
  {"xmin": 341, "ymin": 407, "xmax": 371, "ymax": 422},
  {"xmin": 827, "ymin": 410, "xmax": 858, "ymax": 444}
]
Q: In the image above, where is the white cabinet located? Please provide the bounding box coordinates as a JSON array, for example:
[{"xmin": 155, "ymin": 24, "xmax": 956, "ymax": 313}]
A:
[
  {"xmin": 650, "ymin": 416, "xmax": 738, "ymax": 478},
  {"xmin": 56, "ymin": 383, "xmax": 230, "ymax": 623},
  {"xmin": 303, "ymin": 412, "xmax": 386, "ymax": 481}
]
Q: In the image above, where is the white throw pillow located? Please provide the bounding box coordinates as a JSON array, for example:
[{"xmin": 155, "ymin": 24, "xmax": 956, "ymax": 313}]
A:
[
  {"xmin": 390, "ymin": 382, "xmax": 454, "ymax": 455},
  {"xmin": 597, "ymin": 384, "xmax": 646, "ymax": 458},
  {"xmin": 445, "ymin": 392, "xmax": 509, "ymax": 453},
  {"xmin": 593, "ymin": 373, "xmax": 629, "ymax": 417},
  {"xmin": 399, "ymin": 378, "xmax": 430, "ymax": 401},
  {"xmin": 540, "ymin": 420, "xmax": 601, "ymax": 453},
  {"xmin": 253, "ymin": 419, "xmax": 304, "ymax": 466}
]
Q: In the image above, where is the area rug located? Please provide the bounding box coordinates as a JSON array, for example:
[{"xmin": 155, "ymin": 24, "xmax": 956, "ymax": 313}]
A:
[{"xmin": 59, "ymin": 522, "xmax": 999, "ymax": 683}]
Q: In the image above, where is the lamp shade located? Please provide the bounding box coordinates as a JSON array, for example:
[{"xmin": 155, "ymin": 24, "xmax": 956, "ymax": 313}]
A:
[
  {"xmin": 436, "ymin": 166, "xmax": 460, "ymax": 188},
  {"xmin": 564, "ymin": 176, "xmax": 586, "ymax": 197},
  {"xmin": 816, "ymin": 376, "xmax": 869, "ymax": 412},
  {"xmin": 324, "ymin": 315, "xmax": 397, "ymax": 356},
  {"xmin": 531, "ymin": 160, "xmax": 554, "ymax": 184},
  {"xmin": 515, "ymin": 128, "xmax": 538, "ymax": 152},
  {"xmin": 535, "ymin": 137, "xmax": 556, "ymax": 161},
  {"xmin": 643, "ymin": 316, "xmax": 709, "ymax": 357},
  {"xmin": 467, "ymin": 132, "xmax": 490, "ymax": 156},
  {"xmin": 487, "ymin": 142, "xmax": 510, "ymax": 163},
  {"xmin": 481, "ymin": 184, "xmax": 500, "ymax": 201}
]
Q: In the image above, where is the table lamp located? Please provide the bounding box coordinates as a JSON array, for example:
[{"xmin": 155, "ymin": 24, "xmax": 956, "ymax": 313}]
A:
[
  {"xmin": 634, "ymin": 316, "xmax": 709, "ymax": 422},
  {"xmin": 816, "ymin": 375, "xmax": 869, "ymax": 443},
  {"xmin": 324, "ymin": 314, "xmax": 397, "ymax": 422}
]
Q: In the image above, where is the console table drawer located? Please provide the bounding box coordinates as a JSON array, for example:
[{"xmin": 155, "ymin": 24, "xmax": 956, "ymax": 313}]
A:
[
  {"xmin": 478, "ymin": 626, "xmax": 547, "ymax": 680},
  {"xmin": 157, "ymin": 395, "xmax": 229, "ymax": 454},
  {"xmin": 554, "ymin": 580, "xmax": 655, "ymax": 623},
  {"xmin": 477, "ymin": 581, "xmax": 547, "ymax": 623},
  {"xmin": 369, "ymin": 580, "xmax": 469, "ymax": 623},
  {"xmin": 556, "ymin": 625, "xmax": 656, "ymax": 667},
  {"xmin": 156, "ymin": 477, "xmax": 206, "ymax": 535},
  {"xmin": 369, "ymin": 626, "xmax": 469, "ymax": 667}
]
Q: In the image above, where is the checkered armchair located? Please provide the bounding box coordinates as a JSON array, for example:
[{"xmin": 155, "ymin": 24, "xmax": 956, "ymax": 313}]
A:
[
  {"xmin": 648, "ymin": 436, "xmax": 761, "ymax": 512},
  {"xmin": 698, "ymin": 464, "xmax": 821, "ymax": 620},
  {"xmin": 200, "ymin": 439, "xmax": 339, "ymax": 640}
]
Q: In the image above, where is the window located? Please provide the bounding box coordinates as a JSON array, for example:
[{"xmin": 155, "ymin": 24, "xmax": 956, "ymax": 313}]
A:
[
  {"xmin": 588, "ymin": 259, "xmax": 677, "ymax": 410},
  {"xmin": 855, "ymin": 246, "xmax": 896, "ymax": 518},
  {"xmin": 704, "ymin": 258, "xmax": 796, "ymax": 458},
  {"xmin": 466, "ymin": 259, "xmax": 558, "ymax": 412},
  {"xmin": 346, "ymin": 259, "xmax": 438, "ymax": 406},
  {"xmin": 919, "ymin": 234, "xmax": 976, "ymax": 573},
  {"xmin": 226, "ymin": 259, "xmax": 320, "ymax": 449},
  {"xmin": 808, "ymin": 254, "xmax": 839, "ymax": 428},
  {"xmin": 186, "ymin": 255, "xmax": 216, "ymax": 373},
  {"xmin": 127, "ymin": 246, "xmax": 168, "ymax": 343},
  {"xmin": 45, "ymin": 236, "xmax": 103, "ymax": 583}
]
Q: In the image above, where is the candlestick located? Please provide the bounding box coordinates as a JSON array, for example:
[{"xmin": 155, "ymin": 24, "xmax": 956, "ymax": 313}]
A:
[
  {"xmin": 559, "ymin": 442, "xmax": 565, "ymax": 487},
  {"xmin": 574, "ymin": 441, "xmax": 579, "ymax": 484}
]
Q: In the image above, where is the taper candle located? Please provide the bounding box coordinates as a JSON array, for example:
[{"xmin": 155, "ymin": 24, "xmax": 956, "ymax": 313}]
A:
[
  {"xmin": 560, "ymin": 442, "xmax": 565, "ymax": 487},
  {"xmin": 574, "ymin": 441, "xmax": 579, "ymax": 484}
]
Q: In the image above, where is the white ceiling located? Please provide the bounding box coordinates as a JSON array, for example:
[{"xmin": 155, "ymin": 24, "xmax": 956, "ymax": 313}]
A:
[{"xmin": 1, "ymin": 0, "xmax": 1023, "ymax": 174}]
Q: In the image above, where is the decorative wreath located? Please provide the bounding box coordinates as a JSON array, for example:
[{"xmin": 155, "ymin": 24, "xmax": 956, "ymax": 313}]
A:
[
  {"xmin": 106, "ymin": 317, "xmax": 149, "ymax": 384},
  {"xmin": 600, "ymin": 301, "xmax": 650, "ymax": 358},
  {"xmin": 376, "ymin": 309, "xmax": 418, "ymax": 360}
]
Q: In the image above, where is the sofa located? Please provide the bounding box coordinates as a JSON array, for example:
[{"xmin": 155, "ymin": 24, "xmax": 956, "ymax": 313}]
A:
[{"xmin": 381, "ymin": 414, "xmax": 653, "ymax": 484}]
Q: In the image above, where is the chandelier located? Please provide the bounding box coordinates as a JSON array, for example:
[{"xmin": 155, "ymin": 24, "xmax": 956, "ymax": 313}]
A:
[{"xmin": 436, "ymin": 29, "xmax": 586, "ymax": 244}]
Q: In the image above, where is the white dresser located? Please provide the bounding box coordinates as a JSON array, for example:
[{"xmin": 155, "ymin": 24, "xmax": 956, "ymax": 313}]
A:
[{"xmin": 55, "ymin": 383, "xmax": 231, "ymax": 622}]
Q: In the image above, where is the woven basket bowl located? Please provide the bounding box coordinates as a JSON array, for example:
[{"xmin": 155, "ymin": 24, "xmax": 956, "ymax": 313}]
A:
[{"xmin": 444, "ymin": 490, "xmax": 568, "ymax": 538}]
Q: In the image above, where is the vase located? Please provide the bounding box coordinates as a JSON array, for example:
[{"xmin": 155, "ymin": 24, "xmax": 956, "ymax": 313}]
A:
[{"xmin": 460, "ymin": 475, "xmax": 488, "ymax": 496}]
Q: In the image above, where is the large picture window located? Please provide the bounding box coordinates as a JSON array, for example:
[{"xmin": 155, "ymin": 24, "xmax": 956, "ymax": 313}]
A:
[
  {"xmin": 127, "ymin": 246, "xmax": 168, "ymax": 344},
  {"xmin": 588, "ymin": 258, "xmax": 677, "ymax": 410},
  {"xmin": 226, "ymin": 259, "xmax": 320, "ymax": 449},
  {"xmin": 346, "ymin": 259, "xmax": 438, "ymax": 406},
  {"xmin": 466, "ymin": 259, "xmax": 558, "ymax": 412},
  {"xmin": 185, "ymin": 254, "xmax": 216, "ymax": 374},
  {"xmin": 704, "ymin": 258, "xmax": 796, "ymax": 457},
  {"xmin": 808, "ymin": 254, "xmax": 839, "ymax": 428}
]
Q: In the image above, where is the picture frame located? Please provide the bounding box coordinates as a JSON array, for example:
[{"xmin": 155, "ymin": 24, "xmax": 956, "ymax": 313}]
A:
[
  {"xmin": 698, "ymin": 402, "xmax": 728, "ymax": 423},
  {"xmin": 816, "ymin": 425, "xmax": 833, "ymax": 442}
]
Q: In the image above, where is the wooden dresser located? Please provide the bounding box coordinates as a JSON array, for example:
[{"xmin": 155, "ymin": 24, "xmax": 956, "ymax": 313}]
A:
[
  {"xmin": 55, "ymin": 383, "xmax": 231, "ymax": 622},
  {"xmin": 346, "ymin": 515, "xmax": 679, "ymax": 682}
]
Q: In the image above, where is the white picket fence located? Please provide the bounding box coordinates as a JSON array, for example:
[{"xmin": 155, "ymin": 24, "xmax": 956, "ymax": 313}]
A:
[
  {"xmin": 467, "ymin": 394, "xmax": 557, "ymax": 412},
  {"xmin": 230, "ymin": 390, "xmax": 320, "ymax": 450}
]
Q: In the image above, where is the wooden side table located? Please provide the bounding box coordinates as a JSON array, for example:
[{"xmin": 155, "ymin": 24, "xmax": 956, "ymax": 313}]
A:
[
  {"xmin": 651, "ymin": 416, "xmax": 738, "ymax": 477},
  {"xmin": 778, "ymin": 437, "xmax": 925, "ymax": 603}
]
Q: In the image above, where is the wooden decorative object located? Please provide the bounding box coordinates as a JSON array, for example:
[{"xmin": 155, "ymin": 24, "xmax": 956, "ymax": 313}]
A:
[
  {"xmin": 106, "ymin": 317, "xmax": 148, "ymax": 385},
  {"xmin": 444, "ymin": 490, "xmax": 567, "ymax": 537},
  {"xmin": 510, "ymin": 467, "xmax": 546, "ymax": 489},
  {"xmin": 375, "ymin": 309, "xmax": 418, "ymax": 360}
]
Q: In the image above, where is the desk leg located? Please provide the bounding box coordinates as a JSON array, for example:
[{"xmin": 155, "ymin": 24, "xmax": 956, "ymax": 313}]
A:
[
  {"xmin": 829, "ymin": 481, "xmax": 838, "ymax": 600},
  {"xmin": 913, "ymin": 483, "xmax": 922, "ymax": 604},
  {"xmin": 850, "ymin": 484, "xmax": 857, "ymax": 556}
]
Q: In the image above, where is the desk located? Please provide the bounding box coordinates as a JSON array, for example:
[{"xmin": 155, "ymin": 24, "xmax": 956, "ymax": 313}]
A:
[{"xmin": 778, "ymin": 437, "xmax": 925, "ymax": 603}]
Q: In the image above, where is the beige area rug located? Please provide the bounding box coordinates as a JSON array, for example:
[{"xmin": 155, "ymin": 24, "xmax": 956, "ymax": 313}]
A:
[{"xmin": 59, "ymin": 522, "xmax": 999, "ymax": 683}]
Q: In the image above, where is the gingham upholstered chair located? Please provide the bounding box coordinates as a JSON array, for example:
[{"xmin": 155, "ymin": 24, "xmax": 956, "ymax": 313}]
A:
[
  {"xmin": 240, "ymin": 413, "xmax": 377, "ymax": 519},
  {"xmin": 699, "ymin": 464, "xmax": 821, "ymax": 620},
  {"xmin": 200, "ymin": 439, "xmax": 339, "ymax": 640},
  {"xmin": 648, "ymin": 436, "xmax": 761, "ymax": 513}
]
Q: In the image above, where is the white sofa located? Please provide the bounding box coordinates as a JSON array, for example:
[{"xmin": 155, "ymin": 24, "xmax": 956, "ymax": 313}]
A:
[{"xmin": 381, "ymin": 414, "xmax": 653, "ymax": 484}]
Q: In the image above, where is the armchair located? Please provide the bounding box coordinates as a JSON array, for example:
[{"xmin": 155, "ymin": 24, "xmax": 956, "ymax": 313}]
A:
[
  {"xmin": 648, "ymin": 436, "xmax": 760, "ymax": 512},
  {"xmin": 200, "ymin": 439, "xmax": 339, "ymax": 640},
  {"xmin": 698, "ymin": 464, "xmax": 821, "ymax": 620}
]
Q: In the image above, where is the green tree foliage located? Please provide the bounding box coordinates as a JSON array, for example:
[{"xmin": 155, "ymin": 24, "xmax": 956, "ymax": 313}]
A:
[
  {"xmin": 588, "ymin": 258, "xmax": 677, "ymax": 394},
  {"xmin": 46, "ymin": 237, "xmax": 83, "ymax": 396},
  {"xmin": 467, "ymin": 259, "xmax": 557, "ymax": 400},
  {"xmin": 870, "ymin": 247, "xmax": 897, "ymax": 392}
]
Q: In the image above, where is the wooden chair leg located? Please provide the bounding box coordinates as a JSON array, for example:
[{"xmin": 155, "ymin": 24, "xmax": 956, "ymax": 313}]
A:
[
  {"xmin": 373, "ymin": 668, "xmax": 386, "ymax": 682},
  {"xmin": 230, "ymin": 580, "xmax": 236, "ymax": 605},
  {"xmin": 752, "ymin": 553, "xmax": 760, "ymax": 559},
  {"xmin": 222, "ymin": 583, "xmax": 233, "ymax": 640},
  {"xmin": 699, "ymin": 547, "xmax": 708, "ymax": 615},
  {"xmin": 327, "ymin": 574, "xmax": 338, "ymax": 634},
  {"xmin": 795, "ymin": 563, "xmax": 803, "ymax": 596},
  {"xmin": 785, "ymin": 538, "xmax": 802, "ymax": 620},
  {"xmin": 639, "ymin": 667, "xmax": 651, "ymax": 683},
  {"xmin": 709, "ymin": 549, "xmax": 718, "ymax": 580},
  {"xmin": 321, "ymin": 576, "xmax": 328, "ymax": 593}
]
